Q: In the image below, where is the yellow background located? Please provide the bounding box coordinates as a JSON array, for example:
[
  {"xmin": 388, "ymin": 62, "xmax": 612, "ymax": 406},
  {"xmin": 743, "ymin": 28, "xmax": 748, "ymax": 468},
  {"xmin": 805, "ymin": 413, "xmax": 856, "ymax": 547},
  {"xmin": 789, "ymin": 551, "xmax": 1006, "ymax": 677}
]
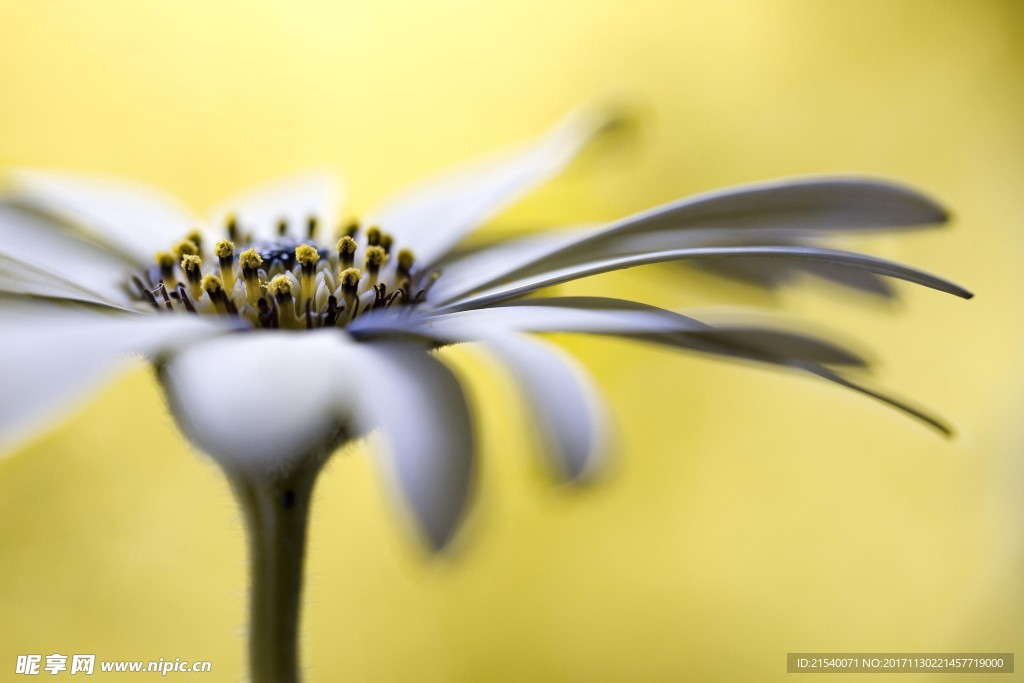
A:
[{"xmin": 1, "ymin": 1, "xmax": 1021, "ymax": 680}]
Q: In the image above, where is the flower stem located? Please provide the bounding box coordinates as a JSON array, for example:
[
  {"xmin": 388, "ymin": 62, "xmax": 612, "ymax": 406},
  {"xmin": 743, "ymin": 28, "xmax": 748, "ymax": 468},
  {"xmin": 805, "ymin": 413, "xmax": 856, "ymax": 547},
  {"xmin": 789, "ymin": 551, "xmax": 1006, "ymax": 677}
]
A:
[{"xmin": 228, "ymin": 462, "xmax": 322, "ymax": 683}]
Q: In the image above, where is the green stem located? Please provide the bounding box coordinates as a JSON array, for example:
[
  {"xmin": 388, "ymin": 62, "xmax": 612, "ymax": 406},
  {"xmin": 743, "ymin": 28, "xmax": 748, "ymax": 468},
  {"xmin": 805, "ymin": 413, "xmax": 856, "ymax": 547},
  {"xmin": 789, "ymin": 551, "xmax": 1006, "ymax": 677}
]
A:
[{"xmin": 228, "ymin": 462, "xmax": 322, "ymax": 683}]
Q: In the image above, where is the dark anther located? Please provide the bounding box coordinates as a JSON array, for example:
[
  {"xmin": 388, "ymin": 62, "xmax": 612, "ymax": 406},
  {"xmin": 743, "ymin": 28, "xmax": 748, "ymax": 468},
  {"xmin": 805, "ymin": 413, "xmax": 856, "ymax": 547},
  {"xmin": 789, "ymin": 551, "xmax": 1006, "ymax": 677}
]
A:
[
  {"xmin": 306, "ymin": 216, "xmax": 318, "ymax": 239},
  {"xmin": 372, "ymin": 283, "xmax": 387, "ymax": 309},
  {"xmin": 281, "ymin": 489, "xmax": 296, "ymax": 510},
  {"xmin": 176, "ymin": 283, "xmax": 197, "ymax": 313},
  {"xmin": 384, "ymin": 288, "xmax": 405, "ymax": 308},
  {"xmin": 324, "ymin": 295, "xmax": 340, "ymax": 327},
  {"xmin": 132, "ymin": 276, "xmax": 160, "ymax": 310},
  {"xmin": 227, "ymin": 215, "xmax": 239, "ymax": 241},
  {"xmin": 257, "ymin": 297, "xmax": 278, "ymax": 329},
  {"xmin": 277, "ymin": 218, "xmax": 289, "ymax": 237},
  {"xmin": 157, "ymin": 282, "xmax": 174, "ymax": 311},
  {"xmin": 413, "ymin": 288, "xmax": 428, "ymax": 304}
]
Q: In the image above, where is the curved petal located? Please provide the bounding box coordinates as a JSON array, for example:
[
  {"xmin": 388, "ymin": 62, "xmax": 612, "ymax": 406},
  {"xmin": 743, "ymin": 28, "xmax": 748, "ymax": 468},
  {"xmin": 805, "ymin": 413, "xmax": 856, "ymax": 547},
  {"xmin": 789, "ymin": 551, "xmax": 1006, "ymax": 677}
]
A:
[
  {"xmin": 353, "ymin": 342, "xmax": 476, "ymax": 551},
  {"xmin": 0, "ymin": 299, "xmax": 232, "ymax": 454},
  {"xmin": 471, "ymin": 299, "xmax": 950, "ymax": 432},
  {"xmin": 484, "ymin": 334, "xmax": 608, "ymax": 481},
  {"xmin": 348, "ymin": 298, "xmax": 700, "ymax": 340},
  {"xmin": 686, "ymin": 256, "xmax": 896, "ymax": 297},
  {"xmin": 429, "ymin": 176, "xmax": 950, "ymax": 302},
  {"xmin": 367, "ymin": 106, "xmax": 618, "ymax": 266},
  {"xmin": 439, "ymin": 245, "xmax": 973, "ymax": 311},
  {"xmin": 157, "ymin": 330, "xmax": 360, "ymax": 477},
  {"xmin": 355, "ymin": 298, "xmax": 865, "ymax": 367},
  {"xmin": 208, "ymin": 170, "xmax": 342, "ymax": 243},
  {"xmin": 159, "ymin": 329, "xmax": 474, "ymax": 549},
  {"xmin": 352, "ymin": 298, "xmax": 947, "ymax": 433},
  {"xmin": 800, "ymin": 364, "xmax": 952, "ymax": 436},
  {"xmin": 0, "ymin": 203, "xmax": 137, "ymax": 307},
  {"xmin": 0, "ymin": 253, "xmax": 130, "ymax": 309},
  {"xmin": 495, "ymin": 297, "xmax": 871, "ymax": 366},
  {"xmin": 589, "ymin": 175, "xmax": 947, "ymax": 237},
  {"xmin": 429, "ymin": 229, "xmax": 585, "ymax": 302},
  {"xmin": 7, "ymin": 169, "xmax": 197, "ymax": 263}
]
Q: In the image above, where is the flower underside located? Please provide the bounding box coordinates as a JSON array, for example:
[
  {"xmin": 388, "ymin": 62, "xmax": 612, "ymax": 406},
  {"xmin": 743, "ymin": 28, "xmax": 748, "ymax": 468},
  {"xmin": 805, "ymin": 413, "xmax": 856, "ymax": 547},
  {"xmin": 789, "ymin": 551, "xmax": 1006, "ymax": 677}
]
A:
[{"xmin": 136, "ymin": 218, "xmax": 430, "ymax": 330}]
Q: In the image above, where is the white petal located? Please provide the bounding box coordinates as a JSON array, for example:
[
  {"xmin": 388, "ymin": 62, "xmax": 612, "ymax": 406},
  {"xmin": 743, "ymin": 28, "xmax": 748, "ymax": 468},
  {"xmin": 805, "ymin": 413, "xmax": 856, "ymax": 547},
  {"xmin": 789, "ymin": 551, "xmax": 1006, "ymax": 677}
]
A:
[
  {"xmin": 0, "ymin": 253, "xmax": 128, "ymax": 309},
  {"xmin": 430, "ymin": 176, "xmax": 949, "ymax": 303},
  {"xmin": 354, "ymin": 342, "xmax": 475, "ymax": 550},
  {"xmin": 0, "ymin": 300, "xmax": 230, "ymax": 454},
  {"xmin": 485, "ymin": 335, "xmax": 607, "ymax": 481},
  {"xmin": 208, "ymin": 170, "xmax": 342, "ymax": 243},
  {"xmin": 8, "ymin": 169, "xmax": 197, "ymax": 263},
  {"xmin": 163, "ymin": 332, "xmax": 476, "ymax": 548},
  {"xmin": 589, "ymin": 175, "xmax": 947, "ymax": 239},
  {"xmin": 504, "ymin": 299, "xmax": 863, "ymax": 363},
  {"xmin": 367, "ymin": 107, "xmax": 616, "ymax": 266},
  {"xmin": 429, "ymin": 229, "xmax": 586, "ymax": 303},
  {"xmin": 157, "ymin": 330, "xmax": 360, "ymax": 477},
  {"xmin": 356, "ymin": 297, "xmax": 864, "ymax": 366},
  {"xmin": 688, "ymin": 255, "xmax": 896, "ymax": 297},
  {"xmin": 401, "ymin": 299, "xmax": 948, "ymax": 434},
  {"xmin": 0, "ymin": 203, "xmax": 137, "ymax": 307},
  {"xmin": 348, "ymin": 300, "xmax": 700, "ymax": 340},
  {"xmin": 440, "ymin": 245, "xmax": 973, "ymax": 311},
  {"xmin": 436, "ymin": 305, "xmax": 695, "ymax": 337}
]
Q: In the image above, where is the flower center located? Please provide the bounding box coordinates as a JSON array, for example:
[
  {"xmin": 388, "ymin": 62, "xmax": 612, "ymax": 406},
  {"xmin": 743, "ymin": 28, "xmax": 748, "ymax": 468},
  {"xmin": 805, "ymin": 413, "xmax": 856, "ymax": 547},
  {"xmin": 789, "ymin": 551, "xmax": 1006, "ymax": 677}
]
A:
[{"xmin": 132, "ymin": 217, "xmax": 433, "ymax": 329}]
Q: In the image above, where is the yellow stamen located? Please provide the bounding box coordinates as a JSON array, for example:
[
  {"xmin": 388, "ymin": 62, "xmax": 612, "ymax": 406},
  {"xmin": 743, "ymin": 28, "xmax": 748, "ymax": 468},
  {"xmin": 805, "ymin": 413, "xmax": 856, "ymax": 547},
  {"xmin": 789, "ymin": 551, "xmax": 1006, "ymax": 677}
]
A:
[
  {"xmin": 214, "ymin": 239, "xmax": 235, "ymax": 259},
  {"xmin": 364, "ymin": 245, "xmax": 386, "ymax": 285},
  {"xmin": 201, "ymin": 273, "xmax": 222, "ymax": 294},
  {"xmin": 239, "ymin": 248, "xmax": 264, "ymax": 305},
  {"xmin": 215, "ymin": 239, "xmax": 236, "ymax": 292},
  {"xmin": 365, "ymin": 226, "xmax": 382, "ymax": 247},
  {"xmin": 155, "ymin": 251, "xmax": 177, "ymax": 287},
  {"xmin": 295, "ymin": 244, "xmax": 320, "ymax": 312},
  {"xmin": 339, "ymin": 267, "xmax": 361, "ymax": 290},
  {"xmin": 397, "ymin": 248, "xmax": 414, "ymax": 272},
  {"xmin": 181, "ymin": 254, "xmax": 204, "ymax": 300},
  {"xmin": 339, "ymin": 218, "xmax": 359, "ymax": 238},
  {"xmin": 201, "ymin": 274, "xmax": 230, "ymax": 314},
  {"xmin": 336, "ymin": 235, "xmax": 357, "ymax": 270},
  {"xmin": 186, "ymin": 229, "xmax": 204, "ymax": 254},
  {"xmin": 396, "ymin": 248, "xmax": 415, "ymax": 286},
  {"xmin": 339, "ymin": 267, "xmax": 361, "ymax": 312},
  {"xmin": 174, "ymin": 239, "xmax": 199, "ymax": 260},
  {"xmin": 269, "ymin": 274, "xmax": 297, "ymax": 327},
  {"xmin": 226, "ymin": 213, "xmax": 239, "ymax": 241},
  {"xmin": 268, "ymin": 275, "xmax": 292, "ymax": 297},
  {"xmin": 295, "ymin": 244, "xmax": 320, "ymax": 267},
  {"xmin": 239, "ymin": 247, "xmax": 263, "ymax": 271},
  {"xmin": 137, "ymin": 215, "xmax": 435, "ymax": 326}
]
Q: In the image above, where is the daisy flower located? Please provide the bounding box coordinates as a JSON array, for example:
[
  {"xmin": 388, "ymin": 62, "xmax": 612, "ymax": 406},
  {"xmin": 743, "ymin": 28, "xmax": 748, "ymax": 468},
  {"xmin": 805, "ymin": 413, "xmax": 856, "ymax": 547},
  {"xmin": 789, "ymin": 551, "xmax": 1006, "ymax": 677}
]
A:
[{"xmin": 0, "ymin": 108, "xmax": 971, "ymax": 682}]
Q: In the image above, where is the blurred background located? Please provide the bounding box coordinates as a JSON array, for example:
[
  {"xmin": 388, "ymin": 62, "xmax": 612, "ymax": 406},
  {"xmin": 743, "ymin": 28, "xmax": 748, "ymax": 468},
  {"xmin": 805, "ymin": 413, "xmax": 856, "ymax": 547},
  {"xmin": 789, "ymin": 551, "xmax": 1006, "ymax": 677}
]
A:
[{"xmin": 0, "ymin": 1, "xmax": 1021, "ymax": 680}]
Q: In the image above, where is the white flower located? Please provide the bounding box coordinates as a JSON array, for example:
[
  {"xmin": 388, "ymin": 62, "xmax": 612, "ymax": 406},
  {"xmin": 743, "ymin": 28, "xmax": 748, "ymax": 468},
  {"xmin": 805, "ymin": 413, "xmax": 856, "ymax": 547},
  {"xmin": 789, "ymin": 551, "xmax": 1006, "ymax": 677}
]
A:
[{"xmin": 0, "ymin": 107, "xmax": 972, "ymax": 549}]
